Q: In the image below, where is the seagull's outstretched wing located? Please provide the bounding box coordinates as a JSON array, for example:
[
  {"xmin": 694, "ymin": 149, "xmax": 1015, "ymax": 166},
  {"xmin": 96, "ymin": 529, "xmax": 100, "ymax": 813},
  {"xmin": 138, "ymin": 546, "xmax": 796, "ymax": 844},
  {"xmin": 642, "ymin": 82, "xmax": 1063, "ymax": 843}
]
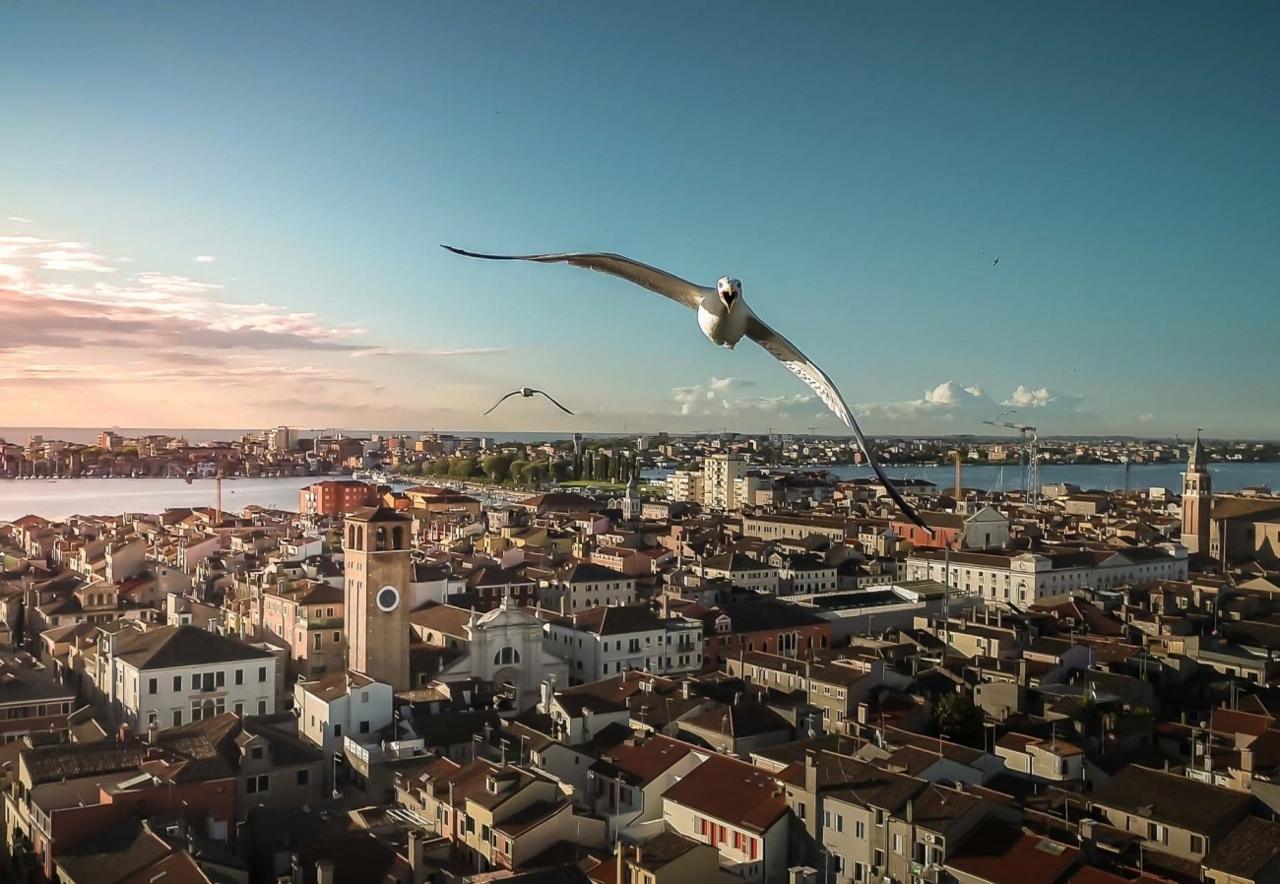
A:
[
  {"xmin": 483, "ymin": 390, "xmax": 521, "ymax": 416},
  {"xmin": 442, "ymin": 246, "xmax": 709, "ymax": 310},
  {"xmin": 744, "ymin": 314, "xmax": 929, "ymax": 532},
  {"xmin": 531, "ymin": 389, "xmax": 574, "ymax": 415}
]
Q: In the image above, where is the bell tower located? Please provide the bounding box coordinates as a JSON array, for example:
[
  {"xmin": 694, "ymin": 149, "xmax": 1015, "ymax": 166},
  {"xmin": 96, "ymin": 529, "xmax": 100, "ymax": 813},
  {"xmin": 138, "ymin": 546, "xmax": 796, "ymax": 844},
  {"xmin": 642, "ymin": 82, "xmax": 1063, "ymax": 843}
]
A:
[
  {"xmin": 622, "ymin": 469, "xmax": 642, "ymax": 522},
  {"xmin": 1180, "ymin": 431, "xmax": 1212, "ymax": 555},
  {"xmin": 343, "ymin": 506, "xmax": 412, "ymax": 690}
]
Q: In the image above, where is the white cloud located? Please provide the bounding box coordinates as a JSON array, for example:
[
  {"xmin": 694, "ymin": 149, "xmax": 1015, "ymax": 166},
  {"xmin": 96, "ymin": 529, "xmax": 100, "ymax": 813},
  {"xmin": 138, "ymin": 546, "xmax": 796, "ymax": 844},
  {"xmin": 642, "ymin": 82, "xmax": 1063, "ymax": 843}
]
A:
[
  {"xmin": 1003, "ymin": 385, "xmax": 1059, "ymax": 409},
  {"xmin": 195, "ymin": 255, "xmax": 216, "ymax": 263},
  {"xmin": 1137, "ymin": 412, "xmax": 1155, "ymax": 423},
  {"xmin": 8, "ymin": 216, "xmax": 33, "ymax": 224},
  {"xmin": 672, "ymin": 376, "xmax": 816, "ymax": 419},
  {"xmin": 855, "ymin": 380, "xmax": 1085, "ymax": 429},
  {"xmin": 0, "ymin": 232, "xmax": 367, "ymax": 351}
]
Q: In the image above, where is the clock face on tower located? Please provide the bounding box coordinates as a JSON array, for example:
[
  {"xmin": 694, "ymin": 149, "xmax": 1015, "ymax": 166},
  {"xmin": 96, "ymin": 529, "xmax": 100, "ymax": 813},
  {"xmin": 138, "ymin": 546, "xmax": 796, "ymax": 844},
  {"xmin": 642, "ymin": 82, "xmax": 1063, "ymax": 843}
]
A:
[{"xmin": 376, "ymin": 585, "xmax": 401, "ymax": 613}]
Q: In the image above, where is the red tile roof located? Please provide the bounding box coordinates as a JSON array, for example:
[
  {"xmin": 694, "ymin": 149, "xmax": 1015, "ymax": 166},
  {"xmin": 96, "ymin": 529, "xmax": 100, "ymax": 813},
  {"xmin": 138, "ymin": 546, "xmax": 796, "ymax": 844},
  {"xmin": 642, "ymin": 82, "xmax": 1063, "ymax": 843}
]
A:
[{"xmin": 661, "ymin": 752, "xmax": 786, "ymax": 833}]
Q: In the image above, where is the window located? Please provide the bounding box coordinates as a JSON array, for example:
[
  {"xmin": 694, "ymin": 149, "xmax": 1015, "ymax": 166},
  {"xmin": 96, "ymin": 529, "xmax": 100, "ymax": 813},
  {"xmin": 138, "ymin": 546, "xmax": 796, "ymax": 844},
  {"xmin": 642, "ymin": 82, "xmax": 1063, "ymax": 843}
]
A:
[
  {"xmin": 314, "ymin": 633, "xmax": 323, "ymax": 650},
  {"xmin": 235, "ymin": 669, "xmax": 243, "ymax": 686},
  {"xmin": 146, "ymin": 710, "xmax": 158, "ymax": 728},
  {"xmin": 172, "ymin": 709, "xmax": 182, "ymax": 726},
  {"xmin": 148, "ymin": 678, "xmax": 157, "ymax": 695},
  {"xmin": 359, "ymin": 720, "xmax": 370, "ymax": 734},
  {"xmin": 1190, "ymin": 834, "xmax": 1204, "ymax": 854},
  {"xmin": 297, "ymin": 769, "xmax": 309, "ymax": 786},
  {"xmin": 855, "ymin": 820, "xmax": 866, "ymax": 839},
  {"xmin": 493, "ymin": 647, "xmax": 521, "ymax": 666},
  {"xmin": 258, "ymin": 666, "xmax": 267, "ymax": 683},
  {"xmin": 893, "ymin": 834, "xmax": 903, "ymax": 854},
  {"xmin": 234, "ymin": 702, "xmax": 243, "ymax": 716},
  {"xmin": 333, "ymin": 723, "xmax": 342, "ymax": 737},
  {"xmin": 836, "ymin": 813, "xmax": 843, "ymax": 833},
  {"xmin": 246, "ymin": 774, "xmax": 269, "ymax": 793},
  {"xmin": 1148, "ymin": 823, "xmax": 1168, "ymax": 845},
  {"xmin": 173, "ymin": 675, "xmax": 182, "ymax": 691},
  {"xmin": 250, "ymin": 746, "xmax": 263, "ymax": 760},
  {"xmin": 216, "ymin": 670, "xmax": 225, "ymax": 688},
  {"xmin": 257, "ymin": 699, "xmax": 267, "ymax": 715}
]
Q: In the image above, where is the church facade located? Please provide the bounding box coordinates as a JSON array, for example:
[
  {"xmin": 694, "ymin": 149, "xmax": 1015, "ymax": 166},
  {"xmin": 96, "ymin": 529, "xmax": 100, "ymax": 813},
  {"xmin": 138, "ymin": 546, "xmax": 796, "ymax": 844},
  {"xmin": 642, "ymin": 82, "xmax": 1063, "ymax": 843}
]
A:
[{"xmin": 434, "ymin": 596, "xmax": 570, "ymax": 712}]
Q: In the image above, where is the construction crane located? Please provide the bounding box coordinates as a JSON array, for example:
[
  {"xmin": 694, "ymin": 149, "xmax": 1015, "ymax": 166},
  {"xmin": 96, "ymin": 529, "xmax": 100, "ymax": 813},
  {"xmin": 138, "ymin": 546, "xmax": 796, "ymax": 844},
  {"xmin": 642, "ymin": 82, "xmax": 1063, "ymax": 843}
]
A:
[{"xmin": 983, "ymin": 419, "xmax": 1040, "ymax": 509}]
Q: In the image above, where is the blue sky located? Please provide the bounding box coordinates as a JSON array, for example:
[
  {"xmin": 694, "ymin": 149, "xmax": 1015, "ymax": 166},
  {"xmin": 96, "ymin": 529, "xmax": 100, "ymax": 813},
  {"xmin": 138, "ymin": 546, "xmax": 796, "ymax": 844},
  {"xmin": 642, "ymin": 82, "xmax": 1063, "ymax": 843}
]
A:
[{"xmin": 2, "ymin": 2, "xmax": 1277, "ymax": 437}]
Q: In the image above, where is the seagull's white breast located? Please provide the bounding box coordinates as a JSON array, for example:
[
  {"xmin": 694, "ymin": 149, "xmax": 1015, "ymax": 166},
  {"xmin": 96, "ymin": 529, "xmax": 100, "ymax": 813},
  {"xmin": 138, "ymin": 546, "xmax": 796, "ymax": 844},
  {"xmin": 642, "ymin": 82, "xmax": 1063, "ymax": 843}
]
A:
[{"xmin": 697, "ymin": 298, "xmax": 749, "ymax": 348}]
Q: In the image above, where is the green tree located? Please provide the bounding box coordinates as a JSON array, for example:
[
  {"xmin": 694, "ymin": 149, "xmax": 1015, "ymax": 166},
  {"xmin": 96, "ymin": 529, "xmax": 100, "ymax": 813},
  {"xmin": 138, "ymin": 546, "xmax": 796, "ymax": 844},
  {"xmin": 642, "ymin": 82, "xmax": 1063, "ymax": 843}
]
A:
[
  {"xmin": 448, "ymin": 456, "xmax": 479, "ymax": 480},
  {"xmin": 508, "ymin": 459, "xmax": 529, "ymax": 486},
  {"xmin": 482, "ymin": 454, "xmax": 513, "ymax": 484},
  {"xmin": 518, "ymin": 460, "xmax": 547, "ymax": 486},
  {"xmin": 930, "ymin": 693, "xmax": 985, "ymax": 747}
]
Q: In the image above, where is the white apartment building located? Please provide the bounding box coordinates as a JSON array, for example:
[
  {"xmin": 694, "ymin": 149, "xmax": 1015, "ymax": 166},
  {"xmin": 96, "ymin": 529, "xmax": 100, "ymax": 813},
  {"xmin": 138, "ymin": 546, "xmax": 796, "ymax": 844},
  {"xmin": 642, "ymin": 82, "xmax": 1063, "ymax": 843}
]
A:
[
  {"xmin": 538, "ymin": 604, "xmax": 704, "ymax": 684},
  {"xmin": 538, "ymin": 561, "xmax": 637, "ymax": 613},
  {"xmin": 903, "ymin": 544, "xmax": 1188, "ymax": 605},
  {"xmin": 702, "ymin": 453, "xmax": 746, "ymax": 511},
  {"xmin": 294, "ymin": 670, "xmax": 395, "ymax": 756},
  {"xmin": 700, "ymin": 553, "xmax": 781, "ymax": 594},
  {"xmin": 97, "ymin": 624, "xmax": 279, "ymax": 731},
  {"xmin": 665, "ymin": 469, "xmax": 703, "ymax": 504}
]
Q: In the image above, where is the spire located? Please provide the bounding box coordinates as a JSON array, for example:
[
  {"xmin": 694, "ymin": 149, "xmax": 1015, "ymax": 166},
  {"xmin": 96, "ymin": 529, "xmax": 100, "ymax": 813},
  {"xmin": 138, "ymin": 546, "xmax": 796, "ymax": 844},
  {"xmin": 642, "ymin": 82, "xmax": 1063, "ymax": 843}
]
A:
[{"xmin": 1188, "ymin": 428, "xmax": 1207, "ymax": 471}]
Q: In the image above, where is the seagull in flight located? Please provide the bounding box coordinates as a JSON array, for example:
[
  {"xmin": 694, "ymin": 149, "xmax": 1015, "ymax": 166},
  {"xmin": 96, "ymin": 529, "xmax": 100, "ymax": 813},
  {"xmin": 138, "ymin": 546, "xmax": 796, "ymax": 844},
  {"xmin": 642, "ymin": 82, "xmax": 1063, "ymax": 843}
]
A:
[
  {"xmin": 992, "ymin": 257, "xmax": 999, "ymax": 266},
  {"xmin": 443, "ymin": 245, "xmax": 929, "ymax": 531},
  {"xmin": 483, "ymin": 386, "xmax": 574, "ymax": 417}
]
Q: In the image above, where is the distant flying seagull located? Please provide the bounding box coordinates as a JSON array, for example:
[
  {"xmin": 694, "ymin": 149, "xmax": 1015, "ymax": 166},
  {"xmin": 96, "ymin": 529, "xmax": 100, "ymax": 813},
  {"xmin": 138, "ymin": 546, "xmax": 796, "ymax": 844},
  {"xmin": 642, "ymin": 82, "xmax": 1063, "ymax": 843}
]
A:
[
  {"xmin": 443, "ymin": 244, "xmax": 929, "ymax": 531},
  {"xmin": 483, "ymin": 386, "xmax": 574, "ymax": 416},
  {"xmin": 992, "ymin": 257, "xmax": 999, "ymax": 266}
]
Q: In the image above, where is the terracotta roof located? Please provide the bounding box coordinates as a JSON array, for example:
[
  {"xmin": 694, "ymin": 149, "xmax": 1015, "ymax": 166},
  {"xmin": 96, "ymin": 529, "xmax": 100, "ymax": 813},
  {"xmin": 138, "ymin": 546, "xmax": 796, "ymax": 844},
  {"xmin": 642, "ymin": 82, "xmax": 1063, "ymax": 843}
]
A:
[
  {"xmin": 1090, "ymin": 764, "xmax": 1251, "ymax": 834},
  {"xmin": 1205, "ymin": 815, "xmax": 1280, "ymax": 878},
  {"xmin": 410, "ymin": 603, "xmax": 473, "ymax": 639},
  {"xmin": 111, "ymin": 625, "xmax": 271, "ymax": 669},
  {"xmin": 946, "ymin": 819, "xmax": 1080, "ymax": 884},
  {"xmin": 661, "ymin": 752, "xmax": 786, "ymax": 833},
  {"xmin": 591, "ymin": 734, "xmax": 697, "ymax": 786}
]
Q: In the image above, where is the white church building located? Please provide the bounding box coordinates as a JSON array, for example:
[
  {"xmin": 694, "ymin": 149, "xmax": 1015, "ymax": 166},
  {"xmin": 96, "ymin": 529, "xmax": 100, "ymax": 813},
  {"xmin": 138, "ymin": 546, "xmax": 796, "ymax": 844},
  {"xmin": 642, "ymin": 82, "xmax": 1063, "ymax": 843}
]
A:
[{"xmin": 431, "ymin": 595, "xmax": 570, "ymax": 712}]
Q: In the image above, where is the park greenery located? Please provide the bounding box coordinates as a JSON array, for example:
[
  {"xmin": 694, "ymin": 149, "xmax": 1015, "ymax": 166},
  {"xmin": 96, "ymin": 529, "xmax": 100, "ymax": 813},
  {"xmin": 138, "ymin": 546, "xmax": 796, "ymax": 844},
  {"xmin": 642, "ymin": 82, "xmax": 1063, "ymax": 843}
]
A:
[{"xmin": 395, "ymin": 446, "xmax": 640, "ymax": 490}]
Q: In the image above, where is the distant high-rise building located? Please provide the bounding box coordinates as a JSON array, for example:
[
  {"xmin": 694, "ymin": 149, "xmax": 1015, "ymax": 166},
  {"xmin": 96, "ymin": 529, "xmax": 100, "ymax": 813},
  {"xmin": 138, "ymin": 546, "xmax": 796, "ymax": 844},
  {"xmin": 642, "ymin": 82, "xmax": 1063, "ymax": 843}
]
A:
[
  {"xmin": 343, "ymin": 507, "xmax": 412, "ymax": 690},
  {"xmin": 267, "ymin": 425, "xmax": 296, "ymax": 452},
  {"xmin": 702, "ymin": 453, "xmax": 746, "ymax": 511},
  {"xmin": 1180, "ymin": 432, "xmax": 1212, "ymax": 555},
  {"xmin": 97, "ymin": 431, "xmax": 124, "ymax": 450}
]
